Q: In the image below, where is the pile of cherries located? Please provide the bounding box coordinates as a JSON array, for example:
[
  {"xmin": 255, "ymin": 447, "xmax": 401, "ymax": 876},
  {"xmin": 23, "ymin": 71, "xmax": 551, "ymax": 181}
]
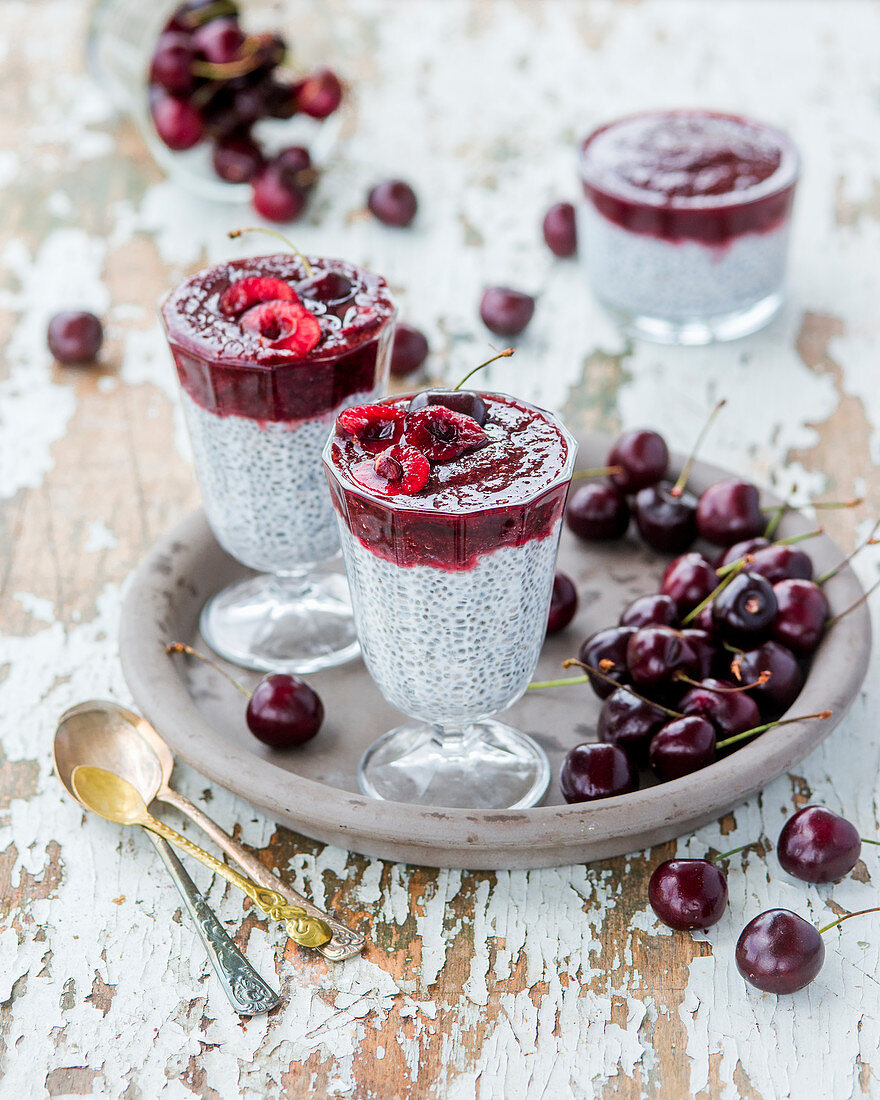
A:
[
  {"xmin": 148, "ymin": 0, "xmax": 342, "ymax": 220},
  {"xmin": 549, "ymin": 408, "xmax": 869, "ymax": 802},
  {"xmin": 649, "ymin": 804, "xmax": 880, "ymax": 994}
]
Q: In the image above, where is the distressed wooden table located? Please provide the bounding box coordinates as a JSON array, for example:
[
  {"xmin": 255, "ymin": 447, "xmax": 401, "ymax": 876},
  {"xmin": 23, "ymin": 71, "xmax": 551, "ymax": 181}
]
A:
[{"xmin": 2, "ymin": 1, "xmax": 880, "ymax": 1096}]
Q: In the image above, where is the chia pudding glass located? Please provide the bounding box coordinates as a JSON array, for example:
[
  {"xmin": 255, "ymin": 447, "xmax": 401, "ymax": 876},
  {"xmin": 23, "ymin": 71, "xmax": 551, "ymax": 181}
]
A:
[
  {"xmin": 161, "ymin": 251, "xmax": 396, "ymax": 673},
  {"xmin": 323, "ymin": 392, "xmax": 576, "ymax": 809},
  {"xmin": 579, "ymin": 110, "xmax": 800, "ymax": 344}
]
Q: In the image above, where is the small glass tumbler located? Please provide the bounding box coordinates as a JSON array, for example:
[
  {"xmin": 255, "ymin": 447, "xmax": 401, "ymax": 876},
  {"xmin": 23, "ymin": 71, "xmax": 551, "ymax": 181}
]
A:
[
  {"xmin": 87, "ymin": 0, "xmax": 345, "ymax": 201},
  {"xmin": 579, "ymin": 110, "xmax": 800, "ymax": 345},
  {"xmin": 323, "ymin": 396, "xmax": 576, "ymax": 810},
  {"xmin": 162, "ymin": 254, "xmax": 396, "ymax": 672}
]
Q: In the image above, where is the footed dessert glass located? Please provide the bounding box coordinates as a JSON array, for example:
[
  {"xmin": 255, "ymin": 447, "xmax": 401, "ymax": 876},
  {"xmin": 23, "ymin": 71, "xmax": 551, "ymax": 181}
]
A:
[
  {"xmin": 579, "ymin": 110, "xmax": 800, "ymax": 344},
  {"xmin": 162, "ymin": 252, "xmax": 396, "ymax": 672},
  {"xmin": 323, "ymin": 392, "xmax": 576, "ymax": 809}
]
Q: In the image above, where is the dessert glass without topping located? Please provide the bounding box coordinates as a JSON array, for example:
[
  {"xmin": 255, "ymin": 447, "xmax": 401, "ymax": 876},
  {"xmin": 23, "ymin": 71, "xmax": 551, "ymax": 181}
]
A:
[
  {"xmin": 162, "ymin": 252, "xmax": 395, "ymax": 673},
  {"xmin": 579, "ymin": 110, "xmax": 800, "ymax": 344},
  {"xmin": 323, "ymin": 393, "xmax": 576, "ymax": 809}
]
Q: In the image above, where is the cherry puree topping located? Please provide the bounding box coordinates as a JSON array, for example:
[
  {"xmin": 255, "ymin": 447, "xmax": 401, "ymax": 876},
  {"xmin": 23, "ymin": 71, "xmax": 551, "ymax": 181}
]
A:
[
  {"xmin": 161, "ymin": 253, "xmax": 395, "ymax": 422},
  {"xmin": 581, "ymin": 111, "xmax": 798, "ymax": 244},
  {"xmin": 326, "ymin": 393, "xmax": 572, "ymax": 571}
]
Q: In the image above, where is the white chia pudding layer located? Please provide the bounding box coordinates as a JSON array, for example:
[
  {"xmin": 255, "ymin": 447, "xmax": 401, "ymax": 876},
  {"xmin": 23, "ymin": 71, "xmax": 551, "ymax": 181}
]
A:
[
  {"xmin": 183, "ymin": 390, "xmax": 373, "ymax": 573},
  {"xmin": 579, "ymin": 202, "xmax": 791, "ymax": 321},
  {"xmin": 337, "ymin": 521, "xmax": 562, "ymax": 726}
]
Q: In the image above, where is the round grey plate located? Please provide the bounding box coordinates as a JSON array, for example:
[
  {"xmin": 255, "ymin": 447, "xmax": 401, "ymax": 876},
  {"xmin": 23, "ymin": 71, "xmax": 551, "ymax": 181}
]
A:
[{"xmin": 119, "ymin": 432, "xmax": 871, "ymax": 869}]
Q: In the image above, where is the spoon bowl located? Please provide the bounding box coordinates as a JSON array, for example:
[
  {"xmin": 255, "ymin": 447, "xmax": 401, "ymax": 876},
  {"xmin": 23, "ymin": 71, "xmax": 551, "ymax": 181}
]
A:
[
  {"xmin": 71, "ymin": 764, "xmax": 151, "ymax": 826},
  {"xmin": 54, "ymin": 701, "xmax": 164, "ymax": 805}
]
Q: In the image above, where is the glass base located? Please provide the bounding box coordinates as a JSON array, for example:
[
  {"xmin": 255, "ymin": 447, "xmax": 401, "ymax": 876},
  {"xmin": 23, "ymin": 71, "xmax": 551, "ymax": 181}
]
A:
[
  {"xmin": 601, "ymin": 290, "xmax": 783, "ymax": 345},
  {"xmin": 358, "ymin": 720, "xmax": 551, "ymax": 809},
  {"xmin": 200, "ymin": 572, "xmax": 359, "ymax": 674}
]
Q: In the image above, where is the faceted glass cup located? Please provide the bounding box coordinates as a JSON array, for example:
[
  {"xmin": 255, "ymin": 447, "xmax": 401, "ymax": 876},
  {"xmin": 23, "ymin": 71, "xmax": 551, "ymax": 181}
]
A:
[{"xmin": 323, "ymin": 395, "xmax": 577, "ymax": 810}]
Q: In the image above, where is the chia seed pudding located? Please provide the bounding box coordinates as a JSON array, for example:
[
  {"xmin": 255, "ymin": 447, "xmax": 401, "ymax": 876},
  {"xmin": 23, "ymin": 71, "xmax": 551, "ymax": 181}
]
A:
[
  {"xmin": 579, "ymin": 111, "xmax": 800, "ymax": 343},
  {"xmin": 162, "ymin": 254, "xmax": 396, "ymax": 572},
  {"xmin": 324, "ymin": 393, "xmax": 576, "ymax": 726}
]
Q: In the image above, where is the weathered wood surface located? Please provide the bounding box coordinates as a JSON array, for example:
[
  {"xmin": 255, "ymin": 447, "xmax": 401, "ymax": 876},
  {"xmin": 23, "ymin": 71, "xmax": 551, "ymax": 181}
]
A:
[{"xmin": 2, "ymin": 1, "xmax": 880, "ymax": 1096}]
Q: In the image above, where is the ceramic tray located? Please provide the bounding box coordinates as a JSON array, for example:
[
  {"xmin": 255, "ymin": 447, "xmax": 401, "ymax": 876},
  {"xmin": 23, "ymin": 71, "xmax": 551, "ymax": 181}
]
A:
[{"xmin": 119, "ymin": 431, "xmax": 871, "ymax": 869}]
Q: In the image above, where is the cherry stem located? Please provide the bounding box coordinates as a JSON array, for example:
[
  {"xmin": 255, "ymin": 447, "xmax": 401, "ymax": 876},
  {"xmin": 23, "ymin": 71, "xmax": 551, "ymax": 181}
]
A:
[
  {"xmin": 817, "ymin": 906, "xmax": 880, "ymax": 937},
  {"xmin": 825, "ymin": 573, "xmax": 880, "ymax": 628},
  {"xmin": 528, "ymin": 675, "xmax": 589, "ymax": 690},
  {"xmin": 560, "ymin": 659, "xmax": 684, "ymax": 718},
  {"xmin": 674, "ymin": 671, "xmax": 770, "ymax": 692},
  {"xmin": 764, "ymin": 486, "xmax": 796, "ymax": 540},
  {"xmin": 453, "ymin": 347, "xmax": 515, "ymax": 391},
  {"xmin": 805, "ymin": 496, "xmax": 864, "ymax": 511},
  {"xmin": 861, "ymin": 838, "xmax": 880, "ymax": 846},
  {"xmin": 715, "ymin": 529, "xmax": 824, "ymax": 578},
  {"xmin": 570, "ymin": 465, "xmax": 624, "ymax": 482},
  {"xmin": 680, "ymin": 560, "xmax": 747, "ymax": 626},
  {"xmin": 191, "ymin": 34, "xmax": 267, "ymax": 81},
  {"xmin": 181, "ymin": 0, "xmax": 238, "ymax": 28},
  {"xmin": 166, "ymin": 642, "xmax": 252, "ymax": 700},
  {"xmin": 228, "ymin": 228, "xmax": 314, "ymax": 277},
  {"xmin": 709, "ymin": 842, "xmax": 759, "ymax": 863},
  {"xmin": 671, "ymin": 398, "xmax": 726, "ymax": 498},
  {"xmin": 715, "ymin": 710, "xmax": 832, "ymax": 752},
  {"xmin": 816, "ymin": 518, "xmax": 880, "ymax": 585}
]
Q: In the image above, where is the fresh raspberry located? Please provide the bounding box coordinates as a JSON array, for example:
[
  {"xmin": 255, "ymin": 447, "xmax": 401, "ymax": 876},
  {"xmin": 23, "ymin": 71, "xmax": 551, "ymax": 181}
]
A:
[
  {"xmin": 239, "ymin": 300, "xmax": 321, "ymax": 356},
  {"xmin": 219, "ymin": 277, "xmax": 297, "ymax": 317},
  {"xmin": 404, "ymin": 406, "xmax": 488, "ymax": 462},
  {"xmin": 336, "ymin": 405, "xmax": 406, "ymax": 453},
  {"xmin": 352, "ymin": 444, "xmax": 430, "ymax": 496}
]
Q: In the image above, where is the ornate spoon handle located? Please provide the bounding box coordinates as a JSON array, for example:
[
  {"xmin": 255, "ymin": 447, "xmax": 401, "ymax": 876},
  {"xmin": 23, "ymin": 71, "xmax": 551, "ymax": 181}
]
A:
[
  {"xmin": 147, "ymin": 832, "xmax": 281, "ymax": 1015},
  {"xmin": 143, "ymin": 816, "xmax": 332, "ymax": 948},
  {"xmin": 160, "ymin": 786, "xmax": 365, "ymax": 961}
]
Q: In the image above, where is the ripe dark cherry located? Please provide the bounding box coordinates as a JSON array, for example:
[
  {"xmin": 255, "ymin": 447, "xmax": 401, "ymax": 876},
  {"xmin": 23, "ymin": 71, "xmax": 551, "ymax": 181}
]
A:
[
  {"xmin": 566, "ymin": 482, "xmax": 630, "ymax": 541},
  {"xmin": 730, "ymin": 641, "xmax": 804, "ymax": 718},
  {"xmin": 777, "ymin": 805, "xmax": 862, "ymax": 883},
  {"xmin": 192, "ymin": 16, "xmax": 244, "ymax": 64},
  {"xmin": 275, "ymin": 145, "xmax": 314, "ymax": 190},
  {"xmin": 299, "ymin": 270, "xmax": 355, "ymax": 307},
  {"xmin": 245, "ymin": 673, "xmax": 324, "ymax": 747},
  {"xmin": 547, "ymin": 572, "xmax": 579, "ymax": 635},
  {"xmin": 735, "ymin": 909, "xmax": 825, "ymax": 994},
  {"xmin": 150, "ymin": 32, "xmax": 196, "ymax": 94},
  {"xmin": 626, "ymin": 626, "xmax": 695, "ymax": 687},
  {"xmin": 560, "ymin": 742, "xmax": 638, "ymax": 803},
  {"xmin": 389, "ymin": 324, "xmax": 429, "ymax": 378},
  {"xmin": 680, "ymin": 629, "xmax": 717, "ymax": 680},
  {"xmin": 479, "ymin": 287, "xmax": 535, "ymax": 337},
  {"xmin": 661, "ymin": 553, "xmax": 717, "ymax": 615},
  {"xmin": 679, "ymin": 678, "xmax": 760, "ymax": 738},
  {"xmin": 633, "ymin": 482, "xmax": 698, "ymax": 554},
  {"xmin": 407, "ymin": 389, "xmax": 487, "ymax": 426},
  {"xmin": 771, "ymin": 579, "xmax": 828, "ymax": 656},
  {"xmin": 598, "ymin": 689, "xmax": 668, "ymax": 763},
  {"xmin": 648, "ymin": 859, "xmax": 729, "ymax": 931},
  {"xmin": 649, "ymin": 716, "xmax": 717, "ymax": 780},
  {"xmin": 47, "ymin": 311, "xmax": 103, "ymax": 364},
  {"xmin": 712, "ymin": 572, "xmax": 778, "ymax": 645},
  {"xmin": 367, "ymin": 179, "xmax": 418, "ymax": 227},
  {"xmin": 696, "ymin": 478, "xmax": 764, "ymax": 547},
  {"xmin": 619, "ymin": 593, "xmax": 678, "ymax": 629},
  {"xmin": 151, "ymin": 91, "xmax": 204, "ymax": 150},
  {"xmin": 251, "ymin": 164, "xmax": 306, "ymax": 222},
  {"xmin": 747, "ymin": 545, "xmax": 814, "ymax": 585},
  {"xmin": 295, "ymin": 67, "xmax": 343, "ymax": 119},
  {"xmin": 212, "ymin": 132, "xmax": 265, "ymax": 183},
  {"xmin": 607, "ymin": 429, "xmax": 669, "ymax": 493},
  {"xmin": 577, "ymin": 626, "xmax": 636, "ymax": 699},
  {"xmin": 542, "ymin": 202, "xmax": 577, "ymax": 257},
  {"xmin": 717, "ymin": 537, "xmax": 770, "ymax": 569}
]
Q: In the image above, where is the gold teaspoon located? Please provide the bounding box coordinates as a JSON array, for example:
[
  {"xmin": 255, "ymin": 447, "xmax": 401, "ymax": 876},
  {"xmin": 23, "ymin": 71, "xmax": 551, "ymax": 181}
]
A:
[{"xmin": 72, "ymin": 765, "xmax": 331, "ymax": 949}]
